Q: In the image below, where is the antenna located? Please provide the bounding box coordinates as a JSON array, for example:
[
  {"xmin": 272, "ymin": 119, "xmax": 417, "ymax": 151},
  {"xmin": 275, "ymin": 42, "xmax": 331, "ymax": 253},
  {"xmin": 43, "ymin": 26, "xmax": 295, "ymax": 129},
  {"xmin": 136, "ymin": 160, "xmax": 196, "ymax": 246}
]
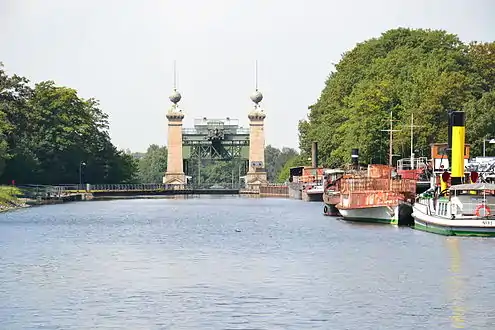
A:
[
  {"xmin": 173, "ymin": 60, "xmax": 177, "ymax": 91},
  {"xmin": 255, "ymin": 60, "xmax": 258, "ymax": 91}
]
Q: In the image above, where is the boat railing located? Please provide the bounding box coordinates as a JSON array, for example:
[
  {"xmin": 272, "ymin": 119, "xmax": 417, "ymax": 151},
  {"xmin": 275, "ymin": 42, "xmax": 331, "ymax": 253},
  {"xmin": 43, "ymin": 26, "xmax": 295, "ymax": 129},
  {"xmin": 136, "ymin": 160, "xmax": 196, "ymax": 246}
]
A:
[
  {"xmin": 340, "ymin": 177, "xmax": 416, "ymax": 194},
  {"xmin": 454, "ymin": 201, "xmax": 495, "ymax": 217},
  {"xmin": 397, "ymin": 157, "xmax": 429, "ymax": 170},
  {"xmin": 397, "ymin": 157, "xmax": 428, "ymax": 170},
  {"xmin": 451, "ymin": 195, "xmax": 495, "ymax": 217}
]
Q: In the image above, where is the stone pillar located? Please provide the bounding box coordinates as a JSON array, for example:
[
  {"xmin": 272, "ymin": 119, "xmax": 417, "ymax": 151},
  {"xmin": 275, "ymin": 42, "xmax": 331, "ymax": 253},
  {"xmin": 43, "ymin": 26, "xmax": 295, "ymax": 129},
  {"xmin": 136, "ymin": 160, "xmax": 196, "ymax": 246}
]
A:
[
  {"xmin": 245, "ymin": 90, "xmax": 268, "ymax": 190},
  {"xmin": 163, "ymin": 90, "xmax": 186, "ymax": 187}
]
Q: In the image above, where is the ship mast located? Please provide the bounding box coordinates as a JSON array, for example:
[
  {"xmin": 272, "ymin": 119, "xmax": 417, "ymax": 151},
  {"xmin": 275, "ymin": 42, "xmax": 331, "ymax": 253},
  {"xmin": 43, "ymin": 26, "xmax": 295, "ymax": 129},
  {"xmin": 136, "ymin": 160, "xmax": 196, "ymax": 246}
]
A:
[
  {"xmin": 408, "ymin": 113, "xmax": 423, "ymax": 170},
  {"xmin": 411, "ymin": 113, "xmax": 414, "ymax": 168},
  {"xmin": 381, "ymin": 110, "xmax": 400, "ymax": 190},
  {"xmin": 381, "ymin": 109, "xmax": 400, "ymax": 167},
  {"xmin": 389, "ymin": 110, "xmax": 393, "ymax": 166}
]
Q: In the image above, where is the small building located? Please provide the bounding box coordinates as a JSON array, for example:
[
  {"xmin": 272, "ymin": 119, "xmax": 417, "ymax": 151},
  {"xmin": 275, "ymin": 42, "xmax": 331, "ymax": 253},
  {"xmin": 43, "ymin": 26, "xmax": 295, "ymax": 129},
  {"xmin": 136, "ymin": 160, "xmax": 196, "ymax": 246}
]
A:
[{"xmin": 430, "ymin": 143, "xmax": 471, "ymax": 172}]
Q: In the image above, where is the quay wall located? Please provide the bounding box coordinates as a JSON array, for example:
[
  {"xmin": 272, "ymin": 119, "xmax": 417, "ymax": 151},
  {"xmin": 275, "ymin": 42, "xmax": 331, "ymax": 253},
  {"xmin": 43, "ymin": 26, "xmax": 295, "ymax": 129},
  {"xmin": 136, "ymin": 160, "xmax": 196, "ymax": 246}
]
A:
[
  {"xmin": 288, "ymin": 182, "xmax": 303, "ymax": 200},
  {"xmin": 259, "ymin": 185, "xmax": 289, "ymax": 198}
]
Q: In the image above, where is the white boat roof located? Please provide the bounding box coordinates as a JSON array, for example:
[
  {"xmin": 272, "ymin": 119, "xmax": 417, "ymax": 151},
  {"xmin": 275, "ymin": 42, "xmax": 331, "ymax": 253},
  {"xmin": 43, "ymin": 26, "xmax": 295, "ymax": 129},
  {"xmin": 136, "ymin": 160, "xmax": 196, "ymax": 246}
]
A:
[
  {"xmin": 449, "ymin": 183, "xmax": 495, "ymax": 191},
  {"xmin": 323, "ymin": 169, "xmax": 345, "ymax": 174}
]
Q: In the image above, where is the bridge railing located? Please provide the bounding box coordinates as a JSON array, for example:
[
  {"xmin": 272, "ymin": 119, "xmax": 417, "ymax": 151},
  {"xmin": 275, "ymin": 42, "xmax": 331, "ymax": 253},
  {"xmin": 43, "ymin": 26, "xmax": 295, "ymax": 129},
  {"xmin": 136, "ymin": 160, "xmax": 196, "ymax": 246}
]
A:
[
  {"xmin": 15, "ymin": 183, "xmax": 245, "ymax": 194},
  {"xmin": 59, "ymin": 183, "xmax": 194, "ymax": 192},
  {"xmin": 16, "ymin": 184, "xmax": 67, "ymax": 199},
  {"xmin": 182, "ymin": 128, "xmax": 199, "ymax": 135}
]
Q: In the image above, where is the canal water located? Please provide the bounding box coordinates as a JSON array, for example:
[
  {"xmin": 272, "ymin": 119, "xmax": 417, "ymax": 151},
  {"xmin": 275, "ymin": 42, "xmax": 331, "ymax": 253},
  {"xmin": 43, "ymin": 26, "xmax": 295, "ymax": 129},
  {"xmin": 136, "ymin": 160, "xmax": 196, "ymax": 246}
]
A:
[{"xmin": 0, "ymin": 196, "xmax": 494, "ymax": 329}]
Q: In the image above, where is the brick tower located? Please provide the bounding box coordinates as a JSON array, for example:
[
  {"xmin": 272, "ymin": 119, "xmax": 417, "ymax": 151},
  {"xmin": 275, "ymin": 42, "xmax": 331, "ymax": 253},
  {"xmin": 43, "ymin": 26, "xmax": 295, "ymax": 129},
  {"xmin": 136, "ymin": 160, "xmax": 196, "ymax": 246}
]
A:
[
  {"xmin": 245, "ymin": 88, "xmax": 268, "ymax": 190},
  {"xmin": 163, "ymin": 88, "xmax": 186, "ymax": 187}
]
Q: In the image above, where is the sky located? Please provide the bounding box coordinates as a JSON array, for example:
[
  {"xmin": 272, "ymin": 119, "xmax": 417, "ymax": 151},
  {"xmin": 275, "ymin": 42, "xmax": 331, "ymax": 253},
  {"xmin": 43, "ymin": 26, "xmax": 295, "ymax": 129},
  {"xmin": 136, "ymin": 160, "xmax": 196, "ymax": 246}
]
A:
[{"xmin": 1, "ymin": 0, "xmax": 494, "ymax": 153}]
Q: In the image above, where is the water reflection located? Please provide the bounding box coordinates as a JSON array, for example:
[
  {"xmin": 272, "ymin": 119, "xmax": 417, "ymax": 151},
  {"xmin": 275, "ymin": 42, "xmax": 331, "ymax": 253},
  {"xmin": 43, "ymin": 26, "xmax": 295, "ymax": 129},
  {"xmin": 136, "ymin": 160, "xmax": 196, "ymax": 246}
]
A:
[
  {"xmin": 446, "ymin": 238, "xmax": 466, "ymax": 328},
  {"xmin": 1, "ymin": 197, "xmax": 495, "ymax": 328}
]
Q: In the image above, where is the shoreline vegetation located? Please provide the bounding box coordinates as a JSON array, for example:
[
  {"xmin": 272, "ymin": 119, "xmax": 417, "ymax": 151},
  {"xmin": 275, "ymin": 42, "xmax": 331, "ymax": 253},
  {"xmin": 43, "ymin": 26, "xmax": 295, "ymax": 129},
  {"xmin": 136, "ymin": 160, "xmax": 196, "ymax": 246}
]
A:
[
  {"xmin": 298, "ymin": 28, "xmax": 495, "ymax": 167},
  {"xmin": 2, "ymin": 28, "xmax": 494, "ymax": 189},
  {"xmin": 0, "ymin": 186, "xmax": 29, "ymax": 212}
]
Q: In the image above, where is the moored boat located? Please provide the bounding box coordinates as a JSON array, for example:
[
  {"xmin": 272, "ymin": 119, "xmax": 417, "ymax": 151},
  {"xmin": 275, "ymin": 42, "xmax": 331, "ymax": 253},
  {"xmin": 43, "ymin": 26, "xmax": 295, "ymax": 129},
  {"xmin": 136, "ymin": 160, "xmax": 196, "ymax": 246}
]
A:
[
  {"xmin": 298, "ymin": 141, "xmax": 326, "ymax": 202},
  {"xmin": 411, "ymin": 110, "xmax": 495, "ymax": 236},
  {"xmin": 322, "ymin": 169, "xmax": 345, "ymax": 216},
  {"xmin": 413, "ymin": 182, "xmax": 495, "ymax": 236},
  {"xmin": 302, "ymin": 182, "xmax": 324, "ymax": 202},
  {"xmin": 335, "ymin": 164, "xmax": 416, "ymax": 225},
  {"xmin": 302, "ymin": 183, "xmax": 323, "ymax": 202},
  {"xmin": 287, "ymin": 166, "xmax": 324, "ymax": 200},
  {"xmin": 396, "ymin": 157, "xmax": 432, "ymax": 194}
]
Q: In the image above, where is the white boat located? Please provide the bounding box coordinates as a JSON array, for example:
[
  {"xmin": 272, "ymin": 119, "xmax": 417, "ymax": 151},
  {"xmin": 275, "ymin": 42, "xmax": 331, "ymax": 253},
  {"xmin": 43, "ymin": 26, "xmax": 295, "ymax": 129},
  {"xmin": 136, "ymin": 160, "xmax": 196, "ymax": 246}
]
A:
[
  {"xmin": 335, "ymin": 111, "xmax": 416, "ymax": 225},
  {"xmin": 322, "ymin": 169, "xmax": 345, "ymax": 216},
  {"xmin": 338, "ymin": 205, "xmax": 399, "ymax": 224},
  {"xmin": 302, "ymin": 183, "xmax": 324, "ymax": 202},
  {"xmin": 412, "ymin": 182, "xmax": 495, "ymax": 236},
  {"xmin": 335, "ymin": 164, "xmax": 416, "ymax": 225}
]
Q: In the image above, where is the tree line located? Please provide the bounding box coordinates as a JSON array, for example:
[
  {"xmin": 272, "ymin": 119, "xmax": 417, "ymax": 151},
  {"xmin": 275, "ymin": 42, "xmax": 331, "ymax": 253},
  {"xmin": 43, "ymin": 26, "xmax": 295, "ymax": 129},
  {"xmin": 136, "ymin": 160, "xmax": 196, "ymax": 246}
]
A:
[
  {"xmin": 0, "ymin": 62, "xmax": 300, "ymax": 186},
  {"xmin": 4, "ymin": 28, "xmax": 493, "ymax": 185},
  {"xmin": 0, "ymin": 64, "xmax": 136, "ymax": 185},
  {"xmin": 133, "ymin": 144, "xmax": 299, "ymax": 184},
  {"xmin": 299, "ymin": 28, "xmax": 495, "ymax": 167}
]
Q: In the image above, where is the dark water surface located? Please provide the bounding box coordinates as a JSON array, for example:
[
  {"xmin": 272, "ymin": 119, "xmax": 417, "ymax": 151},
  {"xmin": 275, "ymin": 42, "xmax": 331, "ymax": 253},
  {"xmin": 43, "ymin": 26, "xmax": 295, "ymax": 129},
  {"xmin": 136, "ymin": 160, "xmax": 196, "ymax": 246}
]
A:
[{"xmin": 1, "ymin": 196, "xmax": 494, "ymax": 329}]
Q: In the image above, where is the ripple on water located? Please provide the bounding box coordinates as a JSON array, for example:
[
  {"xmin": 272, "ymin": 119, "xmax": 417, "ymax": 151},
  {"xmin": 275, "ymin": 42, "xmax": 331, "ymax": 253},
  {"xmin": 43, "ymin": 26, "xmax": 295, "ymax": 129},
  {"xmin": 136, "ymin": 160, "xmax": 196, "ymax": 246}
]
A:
[{"xmin": 1, "ymin": 197, "xmax": 495, "ymax": 329}]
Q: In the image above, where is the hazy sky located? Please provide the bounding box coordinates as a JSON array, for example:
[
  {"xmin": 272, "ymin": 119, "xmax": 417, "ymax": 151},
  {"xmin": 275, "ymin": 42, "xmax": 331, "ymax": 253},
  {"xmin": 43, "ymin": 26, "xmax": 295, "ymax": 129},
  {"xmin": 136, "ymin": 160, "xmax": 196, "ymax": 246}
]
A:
[{"xmin": 1, "ymin": 0, "xmax": 494, "ymax": 152}]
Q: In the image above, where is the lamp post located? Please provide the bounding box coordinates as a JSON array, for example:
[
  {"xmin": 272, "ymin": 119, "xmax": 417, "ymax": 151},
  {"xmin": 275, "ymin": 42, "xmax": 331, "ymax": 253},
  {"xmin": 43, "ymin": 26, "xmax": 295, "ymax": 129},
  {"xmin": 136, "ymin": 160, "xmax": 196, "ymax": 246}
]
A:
[
  {"xmin": 482, "ymin": 138, "xmax": 495, "ymax": 157},
  {"xmin": 79, "ymin": 161, "xmax": 86, "ymax": 190}
]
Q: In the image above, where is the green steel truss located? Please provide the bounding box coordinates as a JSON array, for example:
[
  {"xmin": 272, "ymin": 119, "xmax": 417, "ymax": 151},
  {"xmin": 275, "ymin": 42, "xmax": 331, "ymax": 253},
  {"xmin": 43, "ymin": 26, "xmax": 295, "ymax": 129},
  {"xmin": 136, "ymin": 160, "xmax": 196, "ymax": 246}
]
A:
[{"xmin": 181, "ymin": 118, "xmax": 251, "ymax": 188}]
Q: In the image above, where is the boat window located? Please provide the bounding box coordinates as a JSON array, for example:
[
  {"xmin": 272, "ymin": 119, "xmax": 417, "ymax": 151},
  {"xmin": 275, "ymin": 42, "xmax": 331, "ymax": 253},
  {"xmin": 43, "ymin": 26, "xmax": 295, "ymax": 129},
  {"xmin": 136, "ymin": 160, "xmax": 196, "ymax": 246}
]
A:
[
  {"xmin": 437, "ymin": 202, "xmax": 448, "ymax": 216},
  {"xmin": 455, "ymin": 190, "xmax": 495, "ymax": 197}
]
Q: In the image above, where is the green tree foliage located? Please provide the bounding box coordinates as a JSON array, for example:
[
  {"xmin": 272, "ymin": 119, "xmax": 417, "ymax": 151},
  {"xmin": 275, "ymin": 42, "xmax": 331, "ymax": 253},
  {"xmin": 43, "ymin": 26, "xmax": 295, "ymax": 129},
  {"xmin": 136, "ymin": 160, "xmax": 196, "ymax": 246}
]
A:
[
  {"xmin": 0, "ymin": 185, "xmax": 22, "ymax": 208},
  {"xmin": 264, "ymin": 145, "xmax": 298, "ymax": 182},
  {"xmin": 277, "ymin": 154, "xmax": 307, "ymax": 183},
  {"xmin": 136, "ymin": 144, "xmax": 168, "ymax": 183},
  {"xmin": 299, "ymin": 28, "xmax": 495, "ymax": 166},
  {"xmin": 0, "ymin": 63, "xmax": 137, "ymax": 184},
  {"xmin": 197, "ymin": 159, "xmax": 244, "ymax": 187},
  {"xmin": 131, "ymin": 144, "xmax": 300, "ymax": 186},
  {"xmin": 0, "ymin": 64, "xmax": 32, "ymax": 178}
]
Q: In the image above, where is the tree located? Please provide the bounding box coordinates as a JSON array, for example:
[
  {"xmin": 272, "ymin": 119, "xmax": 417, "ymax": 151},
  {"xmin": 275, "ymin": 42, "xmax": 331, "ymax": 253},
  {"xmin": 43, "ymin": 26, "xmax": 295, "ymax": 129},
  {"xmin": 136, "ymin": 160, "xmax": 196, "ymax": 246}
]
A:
[
  {"xmin": 264, "ymin": 145, "xmax": 281, "ymax": 181},
  {"xmin": 0, "ymin": 65, "xmax": 137, "ymax": 184},
  {"xmin": 464, "ymin": 91, "xmax": 495, "ymax": 156},
  {"xmin": 468, "ymin": 41, "xmax": 495, "ymax": 93},
  {"xmin": 277, "ymin": 154, "xmax": 306, "ymax": 183},
  {"xmin": 0, "ymin": 62, "xmax": 33, "ymax": 178},
  {"xmin": 264, "ymin": 145, "xmax": 298, "ymax": 181},
  {"xmin": 300, "ymin": 28, "xmax": 494, "ymax": 166},
  {"xmin": 136, "ymin": 144, "xmax": 168, "ymax": 183}
]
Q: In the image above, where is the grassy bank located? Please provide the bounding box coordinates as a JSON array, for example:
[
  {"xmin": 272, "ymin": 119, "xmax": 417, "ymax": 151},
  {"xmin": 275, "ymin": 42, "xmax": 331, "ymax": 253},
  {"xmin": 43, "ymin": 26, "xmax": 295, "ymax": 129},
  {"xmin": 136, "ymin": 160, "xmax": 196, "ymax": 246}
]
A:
[{"xmin": 0, "ymin": 186, "xmax": 26, "ymax": 212}]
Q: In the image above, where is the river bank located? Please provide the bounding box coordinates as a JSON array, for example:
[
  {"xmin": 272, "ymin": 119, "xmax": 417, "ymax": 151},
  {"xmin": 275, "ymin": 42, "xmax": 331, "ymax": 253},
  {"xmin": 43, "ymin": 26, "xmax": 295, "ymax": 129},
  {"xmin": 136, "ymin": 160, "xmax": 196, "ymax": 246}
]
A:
[
  {"xmin": 0, "ymin": 190, "xmax": 288, "ymax": 213},
  {"xmin": 0, "ymin": 186, "xmax": 29, "ymax": 212}
]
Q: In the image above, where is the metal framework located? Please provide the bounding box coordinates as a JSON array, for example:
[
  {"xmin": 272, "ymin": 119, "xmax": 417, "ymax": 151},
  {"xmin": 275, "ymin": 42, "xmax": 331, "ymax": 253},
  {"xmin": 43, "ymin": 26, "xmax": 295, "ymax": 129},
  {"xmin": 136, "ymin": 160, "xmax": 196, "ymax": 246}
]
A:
[
  {"xmin": 185, "ymin": 141, "xmax": 248, "ymax": 159},
  {"xmin": 182, "ymin": 118, "xmax": 250, "ymax": 187}
]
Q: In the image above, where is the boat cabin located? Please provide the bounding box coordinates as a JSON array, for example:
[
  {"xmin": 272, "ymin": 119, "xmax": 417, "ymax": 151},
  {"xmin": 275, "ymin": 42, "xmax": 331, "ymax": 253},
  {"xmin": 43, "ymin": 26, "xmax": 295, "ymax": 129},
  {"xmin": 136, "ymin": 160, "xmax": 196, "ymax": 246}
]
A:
[
  {"xmin": 450, "ymin": 183, "xmax": 495, "ymax": 217},
  {"xmin": 430, "ymin": 143, "xmax": 471, "ymax": 172},
  {"xmin": 289, "ymin": 166, "xmax": 325, "ymax": 184},
  {"xmin": 323, "ymin": 169, "xmax": 345, "ymax": 182},
  {"xmin": 417, "ymin": 183, "xmax": 495, "ymax": 219}
]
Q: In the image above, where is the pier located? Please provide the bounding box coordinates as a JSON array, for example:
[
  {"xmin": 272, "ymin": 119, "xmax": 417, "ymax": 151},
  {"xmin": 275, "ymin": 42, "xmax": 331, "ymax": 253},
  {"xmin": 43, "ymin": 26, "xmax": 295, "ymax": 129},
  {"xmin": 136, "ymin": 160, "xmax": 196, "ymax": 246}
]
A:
[{"xmin": 16, "ymin": 183, "xmax": 256, "ymax": 200}]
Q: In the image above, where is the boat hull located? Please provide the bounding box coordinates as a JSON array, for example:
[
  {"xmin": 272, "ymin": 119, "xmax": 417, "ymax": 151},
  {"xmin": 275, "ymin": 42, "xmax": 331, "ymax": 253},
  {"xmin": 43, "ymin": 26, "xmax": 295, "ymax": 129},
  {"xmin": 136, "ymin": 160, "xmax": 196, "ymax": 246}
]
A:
[
  {"xmin": 338, "ymin": 206, "xmax": 397, "ymax": 224},
  {"xmin": 413, "ymin": 209, "xmax": 495, "ymax": 237},
  {"xmin": 323, "ymin": 203, "xmax": 340, "ymax": 216},
  {"xmin": 302, "ymin": 191, "xmax": 323, "ymax": 202},
  {"xmin": 323, "ymin": 192, "xmax": 340, "ymax": 216}
]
